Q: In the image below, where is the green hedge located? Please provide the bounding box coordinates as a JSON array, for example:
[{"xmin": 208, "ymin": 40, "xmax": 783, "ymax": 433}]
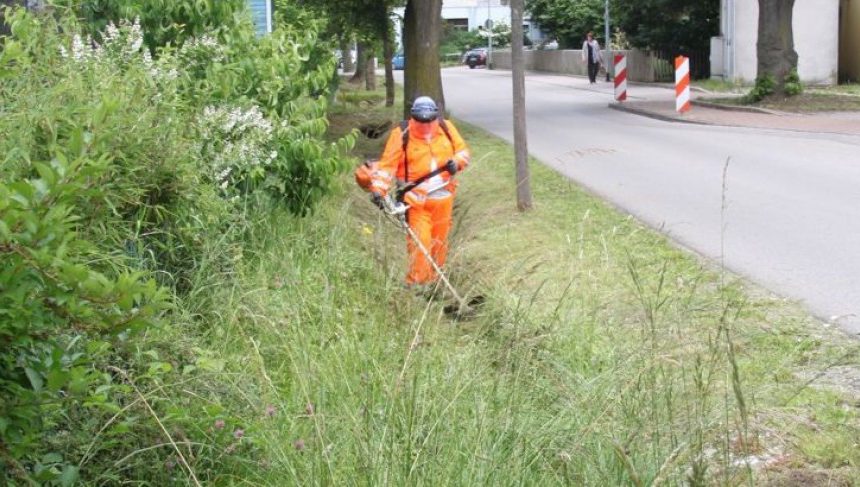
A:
[{"xmin": 0, "ymin": 5, "xmax": 352, "ymax": 483}]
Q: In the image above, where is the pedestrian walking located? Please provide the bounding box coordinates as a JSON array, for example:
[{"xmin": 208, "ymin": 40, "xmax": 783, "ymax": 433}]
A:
[{"xmin": 581, "ymin": 31, "xmax": 603, "ymax": 84}]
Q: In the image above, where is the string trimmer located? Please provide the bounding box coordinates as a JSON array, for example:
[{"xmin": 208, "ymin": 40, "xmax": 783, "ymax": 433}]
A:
[
  {"xmin": 356, "ymin": 158, "xmax": 484, "ymax": 319},
  {"xmin": 374, "ymin": 183, "xmax": 480, "ymax": 319},
  {"xmin": 373, "ymin": 176, "xmax": 484, "ymax": 319}
]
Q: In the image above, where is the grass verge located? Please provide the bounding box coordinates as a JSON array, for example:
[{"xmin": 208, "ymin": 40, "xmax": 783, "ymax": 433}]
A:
[
  {"xmin": 813, "ymin": 83, "xmax": 860, "ymax": 96},
  {"xmin": 330, "ymin": 80, "xmax": 860, "ymax": 484},
  {"xmin": 693, "ymin": 79, "xmax": 747, "ymax": 94},
  {"xmin": 123, "ymin": 78, "xmax": 859, "ymax": 484},
  {"xmin": 706, "ymin": 92, "xmax": 860, "ymax": 113},
  {"xmin": 695, "ymin": 81, "xmax": 860, "ymax": 112}
]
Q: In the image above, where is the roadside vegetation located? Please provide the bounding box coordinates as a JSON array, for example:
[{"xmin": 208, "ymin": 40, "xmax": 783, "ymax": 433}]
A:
[
  {"xmin": 705, "ymin": 91, "xmax": 860, "ymax": 113},
  {"xmin": 329, "ymin": 80, "xmax": 860, "ymax": 486},
  {"xmin": 3, "ymin": 3, "xmax": 859, "ymax": 485},
  {"xmin": 698, "ymin": 77, "xmax": 860, "ymax": 112},
  {"xmin": 0, "ymin": 3, "xmax": 351, "ymax": 483},
  {"xmin": 693, "ymin": 79, "xmax": 747, "ymax": 95},
  {"xmin": 752, "ymin": 92, "xmax": 860, "ymax": 112}
]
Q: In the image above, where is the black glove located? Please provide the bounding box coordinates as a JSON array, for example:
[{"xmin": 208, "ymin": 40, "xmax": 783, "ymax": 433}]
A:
[
  {"xmin": 370, "ymin": 192, "xmax": 384, "ymax": 209},
  {"xmin": 445, "ymin": 159, "xmax": 458, "ymax": 175}
]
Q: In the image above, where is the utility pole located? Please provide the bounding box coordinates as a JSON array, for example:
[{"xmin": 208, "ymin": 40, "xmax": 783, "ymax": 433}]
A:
[
  {"xmin": 487, "ymin": 0, "xmax": 493, "ymax": 68},
  {"xmin": 511, "ymin": 0, "xmax": 532, "ymax": 211},
  {"xmin": 604, "ymin": 0, "xmax": 611, "ymax": 81}
]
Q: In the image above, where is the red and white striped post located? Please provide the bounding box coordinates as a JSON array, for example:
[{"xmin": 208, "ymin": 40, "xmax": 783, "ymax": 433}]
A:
[
  {"xmin": 675, "ymin": 55, "xmax": 691, "ymax": 113},
  {"xmin": 614, "ymin": 54, "xmax": 627, "ymax": 102}
]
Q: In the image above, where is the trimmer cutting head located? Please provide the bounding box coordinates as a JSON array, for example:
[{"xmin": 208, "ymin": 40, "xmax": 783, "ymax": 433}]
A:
[{"xmin": 443, "ymin": 295, "xmax": 486, "ymax": 321}]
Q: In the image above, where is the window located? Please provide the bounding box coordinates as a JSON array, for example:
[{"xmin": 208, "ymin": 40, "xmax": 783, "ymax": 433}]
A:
[{"xmin": 445, "ymin": 18, "xmax": 469, "ymax": 31}]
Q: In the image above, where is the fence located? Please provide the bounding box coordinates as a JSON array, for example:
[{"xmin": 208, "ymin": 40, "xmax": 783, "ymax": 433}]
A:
[
  {"xmin": 652, "ymin": 50, "xmax": 711, "ymax": 81},
  {"xmin": 491, "ymin": 48, "xmax": 711, "ymax": 82}
]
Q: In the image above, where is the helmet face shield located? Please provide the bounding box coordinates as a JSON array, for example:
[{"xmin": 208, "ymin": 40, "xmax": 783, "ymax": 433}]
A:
[
  {"xmin": 411, "ymin": 110, "xmax": 437, "ymax": 123},
  {"xmin": 410, "ymin": 96, "xmax": 439, "ymax": 123}
]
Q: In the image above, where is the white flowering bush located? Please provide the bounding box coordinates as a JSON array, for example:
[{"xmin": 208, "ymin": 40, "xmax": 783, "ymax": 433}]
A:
[
  {"xmin": 180, "ymin": 34, "xmax": 226, "ymax": 64},
  {"xmin": 54, "ymin": 0, "xmax": 248, "ymax": 50},
  {"xmin": 197, "ymin": 104, "xmax": 278, "ymax": 192},
  {"xmin": 59, "ymin": 17, "xmax": 177, "ymax": 81}
]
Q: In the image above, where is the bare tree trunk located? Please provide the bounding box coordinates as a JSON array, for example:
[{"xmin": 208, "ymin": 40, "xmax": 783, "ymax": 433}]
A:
[
  {"xmin": 403, "ymin": 0, "xmax": 444, "ymax": 118},
  {"xmin": 382, "ymin": 18, "xmax": 395, "ymax": 106},
  {"xmin": 756, "ymin": 0, "xmax": 798, "ymax": 97},
  {"xmin": 365, "ymin": 47, "xmax": 377, "ymax": 91},
  {"xmin": 350, "ymin": 42, "xmax": 367, "ymax": 84},
  {"xmin": 340, "ymin": 36, "xmax": 355, "ymax": 73},
  {"xmin": 511, "ymin": 0, "xmax": 532, "ymax": 211}
]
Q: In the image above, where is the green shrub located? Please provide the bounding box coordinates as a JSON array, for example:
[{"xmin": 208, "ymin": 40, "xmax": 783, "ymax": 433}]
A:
[
  {"xmin": 747, "ymin": 74, "xmax": 775, "ymax": 102},
  {"xmin": 441, "ymin": 27, "xmax": 483, "ymax": 56},
  {"xmin": 784, "ymin": 68, "xmax": 803, "ymax": 97},
  {"xmin": 54, "ymin": 0, "xmax": 249, "ymax": 50},
  {"xmin": 1, "ymin": 4, "xmax": 352, "ymax": 482},
  {"xmin": 178, "ymin": 22, "xmax": 355, "ymax": 214},
  {"xmin": 747, "ymin": 70, "xmax": 802, "ymax": 102},
  {"xmin": 0, "ymin": 152, "xmax": 169, "ymax": 484}
]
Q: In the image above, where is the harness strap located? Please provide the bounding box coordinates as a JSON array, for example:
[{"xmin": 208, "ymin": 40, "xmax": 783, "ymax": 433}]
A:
[
  {"xmin": 400, "ymin": 117, "xmax": 454, "ymax": 186},
  {"xmin": 396, "ymin": 164, "xmax": 453, "ymax": 202},
  {"xmin": 397, "ymin": 118, "xmax": 456, "ymax": 203}
]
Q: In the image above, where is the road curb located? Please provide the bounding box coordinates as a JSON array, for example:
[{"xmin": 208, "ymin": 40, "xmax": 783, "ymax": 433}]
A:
[
  {"xmin": 693, "ymin": 99, "xmax": 785, "ymax": 115},
  {"xmin": 607, "ymin": 103, "xmax": 712, "ymax": 126},
  {"xmin": 608, "ymin": 102, "xmax": 860, "ymax": 136}
]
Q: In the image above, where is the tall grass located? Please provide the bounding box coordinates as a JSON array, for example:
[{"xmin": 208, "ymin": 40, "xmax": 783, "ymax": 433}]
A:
[
  {"xmin": 6, "ymin": 52, "xmax": 854, "ymax": 481},
  {"xmin": 86, "ymin": 110, "xmax": 860, "ymax": 484},
  {"xmin": 255, "ymin": 81, "xmax": 860, "ymax": 485},
  {"xmin": 127, "ymin": 183, "xmax": 756, "ymax": 485}
]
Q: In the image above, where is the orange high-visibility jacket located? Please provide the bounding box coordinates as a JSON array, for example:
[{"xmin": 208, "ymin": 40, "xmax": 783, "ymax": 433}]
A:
[{"xmin": 376, "ymin": 119, "xmax": 471, "ymax": 191}]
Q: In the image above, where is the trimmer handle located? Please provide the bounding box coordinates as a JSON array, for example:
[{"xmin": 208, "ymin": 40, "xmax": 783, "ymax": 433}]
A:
[{"xmin": 372, "ymin": 193, "xmax": 408, "ymax": 218}]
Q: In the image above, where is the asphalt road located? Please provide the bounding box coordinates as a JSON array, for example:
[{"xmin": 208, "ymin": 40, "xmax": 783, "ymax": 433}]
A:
[{"xmin": 409, "ymin": 67, "xmax": 860, "ymax": 334}]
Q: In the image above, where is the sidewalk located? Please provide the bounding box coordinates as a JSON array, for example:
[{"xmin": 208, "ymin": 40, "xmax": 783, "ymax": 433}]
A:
[
  {"xmin": 511, "ymin": 68, "xmax": 860, "ymax": 137},
  {"xmin": 609, "ymin": 98, "xmax": 860, "ymax": 136},
  {"xmin": 445, "ymin": 66, "xmax": 860, "ymax": 136}
]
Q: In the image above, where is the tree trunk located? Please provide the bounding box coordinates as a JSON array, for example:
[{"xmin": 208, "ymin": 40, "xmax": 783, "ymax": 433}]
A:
[
  {"xmin": 365, "ymin": 47, "xmax": 377, "ymax": 91},
  {"xmin": 350, "ymin": 42, "xmax": 367, "ymax": 84},
  {"xmin": 511, "ymin": 0, "xmax": 532, "ymax": 211},
  {"xmin": 382, "ymin": 17, "xmax": 395, "ymax": 106},
  {"xmin": 756, "ymin": 0, "xmax": 798, "ymax": 97},
  {"xmin": 340, "ymin": 36, "xmax": 354, "ymax": 73},
  {"xmin": 403, "ymin": 0, "xmax": 445, "ymax": 118}
]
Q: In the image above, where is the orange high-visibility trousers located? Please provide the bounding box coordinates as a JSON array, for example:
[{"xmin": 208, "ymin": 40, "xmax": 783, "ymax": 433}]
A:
[{"xmin": 406, "ymin": 195, "xmax": 454, "ymax": 285}]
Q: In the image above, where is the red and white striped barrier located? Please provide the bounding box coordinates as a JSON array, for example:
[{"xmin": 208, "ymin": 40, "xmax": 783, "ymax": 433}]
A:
[
  {"xmin": 675, "ymin": 55, "xmax": 691, "ymax": 113},
  {"xmin": 614, "ymin": 54, "xmax": 627, "ymax": 102}
]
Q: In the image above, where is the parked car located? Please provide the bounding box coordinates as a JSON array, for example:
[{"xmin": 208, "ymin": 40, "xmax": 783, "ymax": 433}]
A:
[
  {"xmin": 463, "ymin": 48, "xmax": 488, "ymax": 69},
  {"xmin": 393, "ymin": 51, "xmax": 405, "ymax": 70},
  {"xmin": 537, "ymin": 39, "xmax": 559, "ymax": 51}
]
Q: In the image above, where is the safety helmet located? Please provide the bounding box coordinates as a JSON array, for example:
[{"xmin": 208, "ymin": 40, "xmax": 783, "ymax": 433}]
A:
[{"xmin": 410, "ymin": 96, "xmax": 439, "ymax": 123}]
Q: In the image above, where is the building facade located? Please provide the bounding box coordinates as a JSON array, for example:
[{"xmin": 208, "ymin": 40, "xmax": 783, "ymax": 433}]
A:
[
  {"xmin": 393, "ymin": 0, "xmax": 546, "ymax": 49},
  {"xmin": 247, "ymin": 0, "xmax": 273, "ymax": 36},
  {"xmin": 711, "ymin": 0, "xmax": 845, "ymax": 85}
]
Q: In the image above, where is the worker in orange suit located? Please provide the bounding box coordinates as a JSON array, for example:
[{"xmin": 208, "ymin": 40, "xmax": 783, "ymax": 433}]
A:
[{"xmin": 372, "ymin": 96, "xmax": 471, "ymax": 288}]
